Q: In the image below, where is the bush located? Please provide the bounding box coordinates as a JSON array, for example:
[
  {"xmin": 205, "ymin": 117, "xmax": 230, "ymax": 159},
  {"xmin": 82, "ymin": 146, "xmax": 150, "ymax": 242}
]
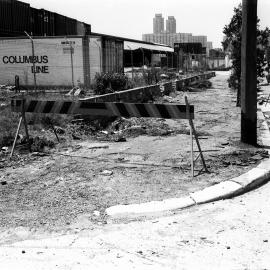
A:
[
  {"xmin": 142, "ymin": 68, "xmax": 161, "ymax": 85},
  {"xmin": 93, "ymin": 72, "xmax": 129, "ymax": 95},
  {"xmin": 223, "ymin": 4, "xmax": 270, "ymax": 106}
]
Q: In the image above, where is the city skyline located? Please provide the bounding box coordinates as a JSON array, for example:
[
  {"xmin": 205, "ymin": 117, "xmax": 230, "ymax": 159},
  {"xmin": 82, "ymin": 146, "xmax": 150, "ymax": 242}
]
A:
[
  {"xmin": 153, "ymin": 14, "xmax": 176, "ymax": 34},
  {"xmin": 23, "ymin": 0, "xmax": 270, "ymax": 48},
  {"xmin": 144, "ymin": 14, "xmax": 211, "ymax": 51}
]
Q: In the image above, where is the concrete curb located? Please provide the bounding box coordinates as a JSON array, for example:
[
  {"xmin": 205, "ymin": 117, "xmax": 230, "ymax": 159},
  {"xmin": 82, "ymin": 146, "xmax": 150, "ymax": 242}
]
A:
[{"xmin": 105, "ymin": 106, "xmax": 270, "ymax": 218}]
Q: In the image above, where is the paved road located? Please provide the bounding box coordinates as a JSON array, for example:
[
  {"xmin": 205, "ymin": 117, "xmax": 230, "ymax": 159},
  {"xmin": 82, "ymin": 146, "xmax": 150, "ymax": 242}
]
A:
[{"xmin": 0, "ymin": 180, "xmax": 270, "ymax": 270}]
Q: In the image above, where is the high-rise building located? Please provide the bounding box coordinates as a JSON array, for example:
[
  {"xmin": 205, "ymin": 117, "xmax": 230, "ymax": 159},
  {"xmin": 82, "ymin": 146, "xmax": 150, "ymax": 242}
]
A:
[
  {"xmin": 153, "ymin": 14, "xmax": 164, "ymax": 34},
  {"xmin": 166, "ymin": 16, "xmax": 176, "ymax": 33}
]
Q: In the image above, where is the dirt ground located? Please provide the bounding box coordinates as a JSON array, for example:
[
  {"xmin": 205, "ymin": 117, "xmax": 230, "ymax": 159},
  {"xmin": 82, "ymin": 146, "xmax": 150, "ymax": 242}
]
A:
[{"xmin": 0, "ymin": 71, "xmax": 268, "ymax": 232}]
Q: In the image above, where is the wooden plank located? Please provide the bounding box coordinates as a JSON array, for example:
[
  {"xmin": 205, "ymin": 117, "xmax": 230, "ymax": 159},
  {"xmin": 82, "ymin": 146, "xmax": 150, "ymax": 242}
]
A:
[{"xmin": 11, "ymin": 99, "xmax": 195, "ymax": 120}]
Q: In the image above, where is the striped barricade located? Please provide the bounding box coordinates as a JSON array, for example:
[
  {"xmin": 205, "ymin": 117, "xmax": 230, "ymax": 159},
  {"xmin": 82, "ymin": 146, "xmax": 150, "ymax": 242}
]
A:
[
  {"xmin": 10, "ymin": 98, "xmax": 210, "ymax": 178},
  {"xmin": 11, "ymin": 99, "xmax": 194, "ymax": 120}
]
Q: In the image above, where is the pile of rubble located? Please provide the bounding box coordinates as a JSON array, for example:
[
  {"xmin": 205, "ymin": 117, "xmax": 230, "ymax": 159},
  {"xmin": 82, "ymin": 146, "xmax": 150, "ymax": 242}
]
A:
[
  {"xmin": 0, "ymin": 85, "xmax": 15, "ymax": 91},
  {"xmin": 186, "ymin": 80, "xmax": 212, "ymax": 92},
  {"xmin": 209, "ymin": 149, "xmax": 269, "ymax": 169},
  {"xmin": 63, "ymin": 116, "xmax": 179, "ymax": 143}
]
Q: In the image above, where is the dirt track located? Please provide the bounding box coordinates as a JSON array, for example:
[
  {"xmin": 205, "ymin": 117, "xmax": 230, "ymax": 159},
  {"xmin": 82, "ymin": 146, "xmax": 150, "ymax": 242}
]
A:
[{"xmin": 0, "ymin": 72, "xmax": 267, "ymax": 232}]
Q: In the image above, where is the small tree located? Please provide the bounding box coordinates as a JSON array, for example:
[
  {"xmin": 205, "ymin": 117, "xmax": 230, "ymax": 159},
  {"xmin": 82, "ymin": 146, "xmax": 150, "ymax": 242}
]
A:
[
  {"xmin": 93, "ymin": 72, "xmax": 129, "ymax": 95},
  {"xmin": 223, "ymin": 4, "xmax": 270, "ymax": 106}
]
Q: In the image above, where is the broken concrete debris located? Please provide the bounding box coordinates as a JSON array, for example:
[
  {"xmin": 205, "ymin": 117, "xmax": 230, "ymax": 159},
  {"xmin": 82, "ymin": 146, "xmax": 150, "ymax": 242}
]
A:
[{"xmin": 100, "ymin": 170, "xmax": 113, "ymax": 176}]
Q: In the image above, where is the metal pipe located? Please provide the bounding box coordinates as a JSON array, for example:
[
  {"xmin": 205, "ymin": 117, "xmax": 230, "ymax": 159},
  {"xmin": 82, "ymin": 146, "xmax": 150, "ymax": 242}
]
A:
[
  {"xmin": 93, "ymin": 40, "xmax": 102, "ymax": 73},
  {"xmin": 142, "ymin": 48, "xmax": 145, "ymax": 67},
  {"xmin": 126, "ymin": 45, "xmax": 134, "ymax": 80},
  {"xmin": 166, "ymin": 52, "xmax": 168, "ymax": 71},
  {"xmin": 24, "ymin": 31, "xmax": 37, "ymax": 92},
  {"xmin": 65, "ymin": 38, "xmax": 75, "ymax": 87},
  {"xmin": 70, "ymin": 41, "xmax": 74, "ymax": 87}
]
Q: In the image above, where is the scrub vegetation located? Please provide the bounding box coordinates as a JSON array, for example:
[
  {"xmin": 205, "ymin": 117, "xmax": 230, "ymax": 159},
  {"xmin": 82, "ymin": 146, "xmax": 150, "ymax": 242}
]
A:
[{"xmin": 223, "ymin": 4, "xmax": 270, "ymax": 106}]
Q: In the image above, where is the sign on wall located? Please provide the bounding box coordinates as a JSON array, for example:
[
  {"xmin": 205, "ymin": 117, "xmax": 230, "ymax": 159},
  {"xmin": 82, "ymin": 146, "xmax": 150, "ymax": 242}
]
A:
[
  {"xmin": 0, "ymin": 38, "xmax": 84, "ymax": 86},
  {"xmin": 2, "ymin": 55, "xmax": 49, "ymax": 73}
]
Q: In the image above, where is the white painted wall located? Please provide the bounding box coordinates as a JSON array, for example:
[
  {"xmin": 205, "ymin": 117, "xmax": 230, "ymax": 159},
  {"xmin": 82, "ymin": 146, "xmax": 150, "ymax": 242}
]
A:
[
  {"xmin": 0, "ymin": 37, "xmax": 84, "ymax": 87},
  {"xmin": 208, "ymin": 58, "xmax": 225, "ymax": 69}
]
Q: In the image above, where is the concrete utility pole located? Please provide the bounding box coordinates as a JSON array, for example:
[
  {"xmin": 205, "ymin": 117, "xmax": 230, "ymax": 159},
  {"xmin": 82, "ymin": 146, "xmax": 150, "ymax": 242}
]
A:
[{"xmin": 241, "ymin": 0, "xmax": 258, "ymax": 145}]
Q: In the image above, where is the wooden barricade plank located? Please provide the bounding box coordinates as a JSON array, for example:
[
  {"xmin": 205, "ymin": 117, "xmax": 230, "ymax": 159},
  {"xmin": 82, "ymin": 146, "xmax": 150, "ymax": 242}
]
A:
[{"xmin": 11, "ymin": 99, "xmax": 194, "ymax": 120}]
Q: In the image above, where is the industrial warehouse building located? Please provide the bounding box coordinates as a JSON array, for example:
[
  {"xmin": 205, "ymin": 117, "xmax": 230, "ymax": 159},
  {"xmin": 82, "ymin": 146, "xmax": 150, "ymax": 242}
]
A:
[
  {"xmin": 0, "ymin": 34, "xmax": 173, "ymax": 88},
  {"xmin": 0, "ymin": 1, "xmax": 221, "ymax": 88}
]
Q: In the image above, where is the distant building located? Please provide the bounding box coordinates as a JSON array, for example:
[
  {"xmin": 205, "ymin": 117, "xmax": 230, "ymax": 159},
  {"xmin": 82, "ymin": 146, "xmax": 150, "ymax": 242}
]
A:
[
  {"xmin": 206, "ymin": 41, "xmax": 213, "ymax": 56},
  {"xmin": 209, "ymin": 48, "xmax": 225, "ymax": 58},
  {"xmin": 208, "ymin": 48, "xmax": 227, "ymax": 69},
  {"xmin": 143, "ymin": 13, "xmax": 211, "ymax": 56},
  {"xmin": 142, "ymin": 14, "xmax": 218, "ymax": 69},
  {"xmin": 207, "ymin": 42, "xmax": 213, "ymax": 50},
  {"xmin": 153, "ymin": 14, "xmax": 164, "ymax": 34},
  {"xmin": 142, "ymin": 33, "xmax": 208, "ymax": 49},
  {"xmin": 166, "ymin": 16, "xmax": 176, "ymax": 33},
  {"xmin": 174, "ymin": 43, "xmax": 203, "ymax": 54}
]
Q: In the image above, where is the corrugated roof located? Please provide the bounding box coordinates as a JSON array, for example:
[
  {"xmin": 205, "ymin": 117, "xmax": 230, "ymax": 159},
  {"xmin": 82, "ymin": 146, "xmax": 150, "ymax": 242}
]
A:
[{"xmin": 124, "ymin": 41, "xmax": 173, "ymax": 52}]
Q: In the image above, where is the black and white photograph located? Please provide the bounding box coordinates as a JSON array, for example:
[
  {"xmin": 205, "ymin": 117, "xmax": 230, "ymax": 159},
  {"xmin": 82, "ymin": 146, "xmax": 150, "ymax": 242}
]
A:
[{"xmin": 0, "ymin": 0, "xmax": 270, "ymax": 269}]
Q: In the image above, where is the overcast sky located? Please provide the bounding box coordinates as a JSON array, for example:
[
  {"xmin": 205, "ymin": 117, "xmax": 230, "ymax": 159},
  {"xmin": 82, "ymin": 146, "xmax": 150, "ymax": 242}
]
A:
[{"xmin": 24, "ymin": 0, "xmax": 270, "ymax": 48}]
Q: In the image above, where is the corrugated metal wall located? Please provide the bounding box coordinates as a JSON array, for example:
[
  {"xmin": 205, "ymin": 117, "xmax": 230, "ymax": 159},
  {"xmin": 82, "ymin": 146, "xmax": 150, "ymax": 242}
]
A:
[
  {"xmin": 0, "ymin": 0, "xmax": 91, "ymax": 37},
  {"xmin": 89, "ymin": 36, "xmax": 102, "ymax": 81},
  {"xmin": 0, "ymin": 0, "xmax": 13, "ymax": 35},
  {"xmin": 102, "ymin": 37, "xmax": 123, "ymax": 73}
]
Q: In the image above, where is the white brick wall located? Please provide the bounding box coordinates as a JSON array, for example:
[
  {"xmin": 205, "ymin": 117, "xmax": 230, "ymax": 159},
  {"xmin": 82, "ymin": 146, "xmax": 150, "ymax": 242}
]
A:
[{"xmin": 0, "ymin": 37, "xmax": 84, "ymax": 87}]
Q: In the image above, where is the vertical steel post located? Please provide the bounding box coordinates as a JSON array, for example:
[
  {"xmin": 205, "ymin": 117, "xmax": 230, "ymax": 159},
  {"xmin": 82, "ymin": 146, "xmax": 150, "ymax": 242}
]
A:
[
  {"xmin": 70, "ymin": 41, "xmax": 75, "ymax": 87},
  {"xmin": 166, "ymin": 52, "xmax": 168, "ymax": 71},
  {"xmin": 24, "ymin": 31, "xmax": 37, "ymax": 92},
  {"xmin": 185, "ymin": 96, "xmax": 194, "ymax": 178},
  {"xmin": 127, "ymin": 45, "xmax": 134, "ymax": 81},
  {"xmin": 140, "ymin": 48, "xmax": 145, "ymax": 67},
  {"xmin": 241, "ymin": 0, "xmax": 258, "ymax": 145},
  {"xmin": 131, "ymin": 49, "xmax": 134, "ymax": 80},
  {"xmin": 93, "ymin": 40, "xmax": 102, "ymax": 73},
  {"xmin": 190, "ymin": 122, "xmax": 194, "ymax": 178}
]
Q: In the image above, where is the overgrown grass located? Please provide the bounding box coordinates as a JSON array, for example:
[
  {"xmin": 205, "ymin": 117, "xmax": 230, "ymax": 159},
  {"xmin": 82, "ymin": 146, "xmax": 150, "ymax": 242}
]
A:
[
  {"xmin": 0, "ymin": 100, "xmax": 71, "ymax": 148},
  {"xmin": 0, "ymin": 106, "xmax": 20, "ymax": 147}
]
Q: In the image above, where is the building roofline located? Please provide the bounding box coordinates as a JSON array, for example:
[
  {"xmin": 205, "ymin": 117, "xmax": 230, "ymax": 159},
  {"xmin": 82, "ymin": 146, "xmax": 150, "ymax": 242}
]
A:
[{"xmin": 91, "ymin": 32, "xmax": 172, "ymax": 48}]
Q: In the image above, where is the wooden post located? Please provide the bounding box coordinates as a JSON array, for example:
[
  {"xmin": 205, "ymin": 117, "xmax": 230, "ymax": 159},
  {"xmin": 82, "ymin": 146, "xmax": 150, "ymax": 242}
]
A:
[
  {"xmin": 10, "ymin": 117, "xmax": 22, "ymax": 159},
  {"xmin": 22, "ymin": 114, "xmax": 31, "ymax": 152},
  {"xmin": 21, "ymin": 99, "xmax": 31, "ymax": 152},
  {"xmin": 185, "ymin": 96, "xmax": 208, "ymax": 177},
  {"xmin": 241, "ymin": 0, "xmax": 258, "ymax": 145},
  {"xmin": 185, "ymin": 96, "xmax": 194, "ymax": 178},
  {"xmin": 190, "ymin": 122, "xmax": 194, "ymax": 178},
  {"xmin": 51, "ymin": 124, "xmax": 60, "ymax": 142}
]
